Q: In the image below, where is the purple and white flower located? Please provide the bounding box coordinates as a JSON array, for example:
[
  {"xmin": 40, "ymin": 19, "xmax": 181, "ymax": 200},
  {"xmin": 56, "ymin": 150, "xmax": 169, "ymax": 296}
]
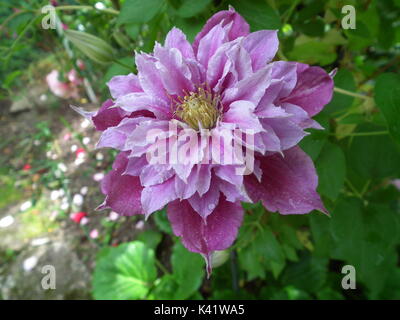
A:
[{"xmin": 74, "ymin": 7, "xmax": 334, "ymax": 275}]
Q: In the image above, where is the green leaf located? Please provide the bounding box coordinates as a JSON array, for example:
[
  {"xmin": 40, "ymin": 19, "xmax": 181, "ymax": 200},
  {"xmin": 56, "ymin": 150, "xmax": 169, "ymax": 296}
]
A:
[
  {"xmin": 346, "ymin": 125, "xmax": 400, "ymax": 181},
  {"xmin": 316, "ymin": 142, "xmax": 346, "ymax": 201},
  {"xmin": 324, "ymin": 69, "xmax": 356, "ymax": 114},
  {"xmin": 309, "ymin": 212, "xmax": 333, "ymax": 258},
  {"xmin": 374, "ymin": 73, "xmax": 400, "ymax": 145},
  {"xmin": 137, "ymin": 230, "xmax": 162, "ymax": 250},
  {"xmin": 171, "ymin": 242, "xmax": 204, "ymax": 299},
  {"xmin": 174, "ymin": 17, "xmax": 204, "ymax": 42},
  {"xmin": 102, "ymin": 57, "xmax": 133, "ymax": 85},
  {"xmin": 238, "ymin": 225, "xmax": 285, "ymax": 280},
  {"xmin": 288, "ymin": 40, "xmax": 336, "ymax": 66},
  {"xmin": 117, "ymin": 0, "xmax": 165, "ymax": 25},
  {"xmin": 153, "ymin": 208, "xmax": 173, "ymax": 234},
  {"xmin": 299, "ymin": 131, "xmax": 328, "ymax": 161},
  {"xmin": 281, "ymin": 254, "xmax": 328, "ymax": 293},
  {"xmin": 230, "ymin": 0, "xmax": 281, "ymax": 30},
  {"xmin": 92, "ymin": 242, "xmax": 157, "ymax": 300},
  {"xmin": 176, "ymin": 0, "xmax": 212, "ymax": 18},
  {"xmin": 150, "ymin": 275, "xmax": 177, "ymax": 299},
  {"xmin": 330, "ymin": 198, "xmax": 399, "ymax": 297}
]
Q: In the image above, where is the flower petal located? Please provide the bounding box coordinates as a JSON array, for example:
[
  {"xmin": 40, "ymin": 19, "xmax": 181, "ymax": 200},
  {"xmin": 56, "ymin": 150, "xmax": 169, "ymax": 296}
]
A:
[
  {"xmin": 107, "ymin": 73, "xmax": 142, "ymax": 99},
  {"xmin": 167, "ymin": 196, "xmax": 243, "ymax": 276},
  {"xmin": 193, "ymin": 7, "xmax": 249, "ymax": 54},
  {"xmin": 222, "ymin": 65, "xmax": 272, "ymax": 108},
  {"xmin": 243, "ymin": 30, "xmax": 278, "ymax": 71},
  {"xmin": 223, "ymin": 100, "xmax": 264, "ymax": 132},
  {"xmin": 135, "ymin": 53, "xmax": 169, "ymax": 102},
  {"xmin": 97, "ymin": 153, "xmax": 143, "ymax": 216},
  {"xmin": 244, "ymin": 146, "xmax": 327, "ymax": 214},
  {"xmin": 165, "ymin": 27, "xmax": 195, "ymax": 60},
  {"xmin": 154, "ymin": 44, "xmax": 195, "ymax": 96},
  {"xmin": 188, "ymin": 179, "xmax": 220, "ymax": 219},
  {"xmin": 141, "ymin": 177, "xmax": 178, "ymax": 218},
  {"xmin": 115, "ymin": 92, "xmax": 171, "ymax": 119},
  {"xmin": 282, "ymin": 63, "xmax": 334, "ymax": 116}
]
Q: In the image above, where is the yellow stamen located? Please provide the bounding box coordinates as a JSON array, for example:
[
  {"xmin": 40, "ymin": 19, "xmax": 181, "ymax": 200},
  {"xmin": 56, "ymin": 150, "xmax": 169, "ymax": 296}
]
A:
[{"xmin": 175, "ymin": 88, "xmax": 219, "ymax": 130}]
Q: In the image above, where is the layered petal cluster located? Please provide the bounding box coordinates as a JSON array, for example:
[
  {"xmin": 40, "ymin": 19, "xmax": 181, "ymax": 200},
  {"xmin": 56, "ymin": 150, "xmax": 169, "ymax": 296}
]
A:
[{"xmin": 75, "ymin": 8, "xmax": 334, "ymax": 274}]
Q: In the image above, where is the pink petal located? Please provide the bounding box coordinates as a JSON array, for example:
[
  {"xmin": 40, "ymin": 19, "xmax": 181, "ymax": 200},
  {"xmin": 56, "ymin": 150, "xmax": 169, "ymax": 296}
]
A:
[
  {"xmin": 139, "ymin": 164, "xmax": 175, "ymax": 187},
  {"xmin": 153, "ymin": 44, "xmax": 195, "ymax": 96},
  {"xmin": 244, "ymin": 147, "xmax": 327, "ymax": 214},
  {"xmin": 282, "ymin": 63, "xmax": 334, "ymax": 117},
  {"xmin": 165, "ymin": 27, "xmax": 195, "ymax": 60},
  {"xmin": 243, "ymin": 30, "xmax": 279, "ymax": 71},
  {"xmin": 135, "ymin": 53, "xmax": 169, "ymax": 102},
  {"xmin": 193, "ymin": 7, "xmax": 249, "ymax": 54},
  {"xmin": 197, "ymin": 22, "xmax": 228, "ymax": 68},
  {"xmin": 107, "ymin": 73, "xmax": 142, "ymax": 99},
  {"xmin": 97, "ymin": 117, "xmax": 149, "ymax": 150},
  {"xmin": 223, "ymin": 100, "xmax": 264, "ymax": 132},
  {"xmin": 84, "ymin": 99, "xmax": 127, "ymax": 131},
  {"xmin": 167, "ymin": 196, "xmax": 244, "ymax": 276},
  {"xmin": 97, "ymin": 153, "xmax": 143, "ymax": 216},
  {"xmin": 115, "ymin": 92, "xmax": 171, "ymax": 119},
  {"xmin": 188, "ymin": 180, "xmax": 220, "ymax": 219},
  {"xmin": 141, "ymin": 177, "xmax": 178, "ymax": 218},
  {"xmin": 222, "ymin": 65, "xmax": 272, "ymax": 108}
]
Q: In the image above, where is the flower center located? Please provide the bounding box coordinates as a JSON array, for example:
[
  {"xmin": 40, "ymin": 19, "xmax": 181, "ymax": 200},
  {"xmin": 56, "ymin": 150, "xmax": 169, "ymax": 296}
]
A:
[{"xmin": 175, "ymin": 88, "xmax": 219, "ymax": 130}]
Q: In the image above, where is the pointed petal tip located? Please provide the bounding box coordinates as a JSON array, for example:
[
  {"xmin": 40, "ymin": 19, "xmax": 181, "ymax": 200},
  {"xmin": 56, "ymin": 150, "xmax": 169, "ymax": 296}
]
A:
[{"xmin": 202, "ymin": 253, "xmax": 213, "ymax": 279}]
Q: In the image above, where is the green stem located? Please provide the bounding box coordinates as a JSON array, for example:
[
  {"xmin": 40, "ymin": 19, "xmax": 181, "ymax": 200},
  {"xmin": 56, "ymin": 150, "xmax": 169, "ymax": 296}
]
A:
[
  {"xmin": 155, "ymin": 258, "xmax": 170, "ymax": 275},
  {"xmin": 282, "ymin": 0, "xmax": 300, "ymax": 24},
  {"xmin": 0, "ymin": 9, "xmax": 32, "ymax": 31},
  {"xmin": 345, "ymin": 179, "xmax": 362, "ymax": 199},
  {"xmin": 343, "ymin": 131, "xmax": 388, "ymax": 137},
  {"xmin": 4, "ymin": 17, "xmax": 37, "ymax": 62},
  {"xmin": 334, "ymin": 87, "xmax": 371, "ymax": 100},
  {"xmin": 330, "ymin": 130, "xmax": 388, "ymax": 138},
  {"xmin": 53, "ymin": 5, "xmax": 119, "ymax": 15}
]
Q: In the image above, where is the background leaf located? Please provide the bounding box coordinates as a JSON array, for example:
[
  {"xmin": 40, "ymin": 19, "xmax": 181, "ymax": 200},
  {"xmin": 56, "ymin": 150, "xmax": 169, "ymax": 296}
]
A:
[
  {"xmin": 374, "ymin": 73, "xmax": 400, "ymax": 145},
  {"xmin": 92, "ymin": 242, "xmax": 157, "ymax": 300}
]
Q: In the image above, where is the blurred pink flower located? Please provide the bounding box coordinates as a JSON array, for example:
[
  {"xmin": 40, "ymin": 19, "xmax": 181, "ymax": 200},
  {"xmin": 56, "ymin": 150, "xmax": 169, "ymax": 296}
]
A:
[
  {"xmin": 46, "ymin": 69, "xmax": 82, "ymax": 99},
  {"xmin": 392, "ymin": 179, "xmax": 400, "ymax": 190},
  {"xmin": 70, "ymin": 211, "xmax": 87, "ymax": 224},
  {"xmin": 90, "ymin": 229, "xmax": 99, "ymax": 239}
]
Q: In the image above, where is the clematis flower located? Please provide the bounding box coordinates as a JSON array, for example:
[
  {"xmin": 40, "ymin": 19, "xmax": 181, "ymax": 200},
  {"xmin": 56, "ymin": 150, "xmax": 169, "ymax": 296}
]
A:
[{"xmin": 73, "ymin": 7, "xmax": 334, "ymax": 275}]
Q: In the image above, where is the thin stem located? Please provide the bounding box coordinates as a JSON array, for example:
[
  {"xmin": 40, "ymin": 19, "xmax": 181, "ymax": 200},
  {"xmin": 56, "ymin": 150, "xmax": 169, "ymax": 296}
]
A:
[
  {"xmin": 155, "ymin": 258, "xmax": 170, "ymax": 275},
  {"xmin": 282, "ymin": 0, "xmax": 300, "ymax": 24},
  {"xmin": 4, "ymin": 17, "xmax": 37, "ymax": 62},
  {"xmin": 0, "ymin": 9, "xmax": 32, "ymax": 32},
  {"xmin": 53, "ymin": 5, "xmax": 119, "ymax": 15},
  {"xmin": 346, "ymin": 179, "xmax": 362, "ymax": 199},
  {"xmin": 330, "ymin": 130, "xmax": 388, "ymax": 138},
  {"xmin": 346, "ymin": 131, "xmax": 388, "ymax": 137},
  {"xmin": 230, "ymin": 250, "xmax": 239, "ymax": 292},
  {"xmin": 361, "ymin": 180, "xmax": 371, "ymax": 196},
  {"xmin": 334, "ymin": 87, "xmax": 371, "ymax": 100}
]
